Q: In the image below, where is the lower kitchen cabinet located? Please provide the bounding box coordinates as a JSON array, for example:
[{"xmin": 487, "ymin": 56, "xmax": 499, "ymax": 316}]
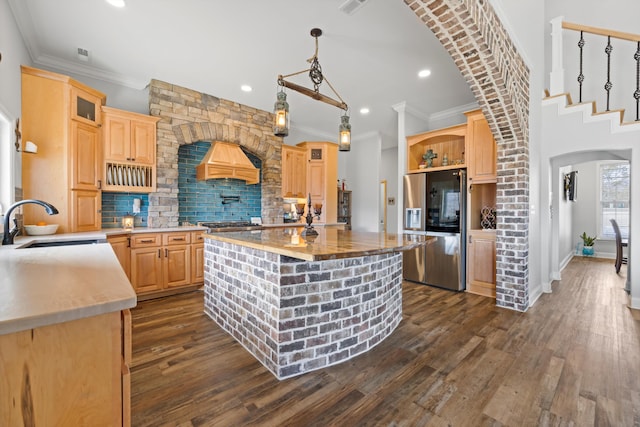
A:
[
  {"xmin": 466, "ymin": 230, "xmax": 496, "ymax": 298},
  {"xmin": 191, "ymin": 231, "xmax": 205, "ymax": 284},
  {"xmin": 108, "ymin": 234, "xmax": 131, "ymax": 278},
  {"xmin": 125, "ymin": 231, "xmax": 201, "ymax": 298},
  {"xmin": 0, "ymin": 310, "xmax": 131, "ymax": 426}
]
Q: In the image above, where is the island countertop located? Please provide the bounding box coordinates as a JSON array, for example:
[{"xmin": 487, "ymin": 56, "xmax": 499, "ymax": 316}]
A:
[{"xmin": 204, "ymin": 226, "xmax": 428, "ymax": 261}]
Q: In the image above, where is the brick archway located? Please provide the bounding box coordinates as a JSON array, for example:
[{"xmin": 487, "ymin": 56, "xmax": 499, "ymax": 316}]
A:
[{"xmin": 405, "ymin": 0, "xmax": 530, "ymax": 311}]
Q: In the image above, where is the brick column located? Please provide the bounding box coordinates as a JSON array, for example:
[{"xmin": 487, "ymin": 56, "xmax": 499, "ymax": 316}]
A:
[{"xmin": 404, "ymin": 0, "xmax": 531, "ymax": 310}]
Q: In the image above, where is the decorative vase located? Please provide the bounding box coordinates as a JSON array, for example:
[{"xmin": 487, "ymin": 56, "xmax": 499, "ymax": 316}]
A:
[{"xmin": 582, "ymin": 246, "xmax": 594, "ymax": 256}]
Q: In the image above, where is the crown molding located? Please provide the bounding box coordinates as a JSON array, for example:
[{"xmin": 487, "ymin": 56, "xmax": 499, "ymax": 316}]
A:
[
  {"xmin": 33, "ymin": 54, "xmax": 148, "ymax": 90},
  {"xmin": 428, "ymin": 102, "xmax": 479, "ymax": 123},
  {"xmin": 7, "ymin": 0, "xmax": 41, "ymax": 61}
]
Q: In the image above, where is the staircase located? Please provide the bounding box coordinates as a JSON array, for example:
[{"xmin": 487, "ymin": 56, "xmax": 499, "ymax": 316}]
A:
[{"xmin": 546, "ymin": 17, "xmax": 640, "ymax": 133}]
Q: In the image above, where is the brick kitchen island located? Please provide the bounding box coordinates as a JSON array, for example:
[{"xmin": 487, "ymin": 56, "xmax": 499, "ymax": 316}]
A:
[{"xmin": 203, "ymin": 227, "xmax": 427, "ymax": 379}]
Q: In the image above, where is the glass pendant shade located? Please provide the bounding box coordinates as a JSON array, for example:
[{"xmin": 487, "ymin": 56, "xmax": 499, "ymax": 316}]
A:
[
  {"xmin": 273, "ymin": 90, "xmax": 290, "ymax": 137},
  {"xmin": 338, "ymin": 114, "xmax": 351, "ymax": 152}
]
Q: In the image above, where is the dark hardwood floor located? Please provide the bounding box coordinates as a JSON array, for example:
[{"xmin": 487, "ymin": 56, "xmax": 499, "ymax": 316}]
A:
[{"xmin": 130, "ymin": 257, "xmax": 640, "ymax": 426}]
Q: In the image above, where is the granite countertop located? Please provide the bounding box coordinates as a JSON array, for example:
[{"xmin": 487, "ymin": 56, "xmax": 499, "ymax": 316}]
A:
[{"xmin": 204, "ymin": 227, "xmax": 429, "ymax": 261}]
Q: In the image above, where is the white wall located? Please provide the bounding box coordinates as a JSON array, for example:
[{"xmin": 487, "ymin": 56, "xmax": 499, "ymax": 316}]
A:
[
  {"xmin": 380, "ymin": 147, "xmax": 398, "ymax": 232},
  {"xmin": 339, "ymin": 133, "xmax": 382, "ymax": 232},
  {"xmin": 1, "ymin": 0, "xmax": 32, "ymax": 209}
]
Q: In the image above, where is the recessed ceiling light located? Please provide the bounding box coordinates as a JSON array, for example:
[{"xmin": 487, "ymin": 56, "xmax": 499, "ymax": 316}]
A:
[
  {"xmin": 240, "ymin": 85, "xmax": 252, "ymax": 92},
  {"xmin": 359, "ymin": 107, "xmax": 370, "ymax": 115},
  {"xmin": 106, "ymin": 0, "xmax": 126, "ymax": 8},
  {"xmin": 418, "ymin": 69, "xmax": 431, "ymax": 78}
]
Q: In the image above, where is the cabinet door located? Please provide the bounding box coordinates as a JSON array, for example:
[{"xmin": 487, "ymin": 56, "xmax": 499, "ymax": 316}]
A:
[
  {"xmin": 307, "ymin": 162, "xmax": 325, "ymax": 202},
  {"xmin": 108, "ymin": 235, "xmax": 131, "ymax": 279},
  {"xmin": 71, "ymin": 86, "xmax": 103, "ymax": 126},
  {"xmin": 163, "ymin": 245, "xmax": 191, "ymax": 288},
  {"xmin": 131, "ymin": 247, "xmax": 163, "ymax": 293},
  {"xmin": 103, "ymin": 114, "xmax": 130, "ymax": 162},
  {"xmin": 71, "ymin": 189, "xmax": 101, "ymax": 231},
  {"xmin": 191, "ymin": 243, "xmax": 204, "ymax": 284},
  {"xmin": 467, "ymin": 231, "xmax": 496, "ymax": 298},
  {"xmin": 467, "ymin": 114, "xmax": 497, "ymax": 183},
  {"xmin": 71, "ymin": 121, "xmax": 101, "ymax": 190},
  {"xmin": 130, "ymin": 120, "xmax": 156, "ymax": 165}
]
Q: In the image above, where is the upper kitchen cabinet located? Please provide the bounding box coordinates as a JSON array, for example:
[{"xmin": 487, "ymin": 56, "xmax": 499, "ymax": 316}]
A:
[
  {"xmin": 281, "ymin": 144, "xmax": 307, "ymax": 199},
  {"xmin": 102, "ymin": 106, "xmax": 159, "ymax": 193},
  {"xmin": 465, "ymin": 109, "xmax": 497, "ymax": 184},
  {"xmin": 406, "ymin": 124, "xmax": 467, "ymax": 173},
  {"xmin": 21, "ymin": 66, "xmax": 106, "ymax": 233},
  {"xmin": 296, "ymin": 142, "xmax": 337, "ymax": 224}
]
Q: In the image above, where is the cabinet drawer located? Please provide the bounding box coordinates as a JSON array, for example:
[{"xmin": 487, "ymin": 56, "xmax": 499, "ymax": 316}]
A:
[
  {"xmin": 130, "ymin": 233, "xmax": 161, "ymax": 248},
  {"xmin": 191, "ymin": 231, "xmax": 205, "ymax": 243},
  {"xmin": 163, "ymin": 232, "xmax": 191, "ymax": 246}
]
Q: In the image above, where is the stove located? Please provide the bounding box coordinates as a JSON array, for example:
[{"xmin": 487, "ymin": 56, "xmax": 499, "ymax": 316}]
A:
[{"xmin": 198, "ymin": 221, "xmax": 263, "ymax": 232}]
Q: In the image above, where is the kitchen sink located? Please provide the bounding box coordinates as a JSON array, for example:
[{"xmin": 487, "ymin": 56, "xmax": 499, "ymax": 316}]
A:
[{"xmin": 18, "ymin": 238, "xmax": 106, "ymax": 249}]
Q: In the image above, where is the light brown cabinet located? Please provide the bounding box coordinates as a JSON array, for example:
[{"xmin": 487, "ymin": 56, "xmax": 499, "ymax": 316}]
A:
[
  {"xmin": 467, "ymin": 230, "xmax": 497, "ymax": 298},
  {"xmin": 191, "ymin": 231, "xmax": 205, "ymax": 284},
  {"xmin": 296, "ymin": 142, "xmax": 338, "ymax": 224},
  {"xmin": 102, "ymin": 106, "xmax": 158, "ymax": 192},
  {"xmin": 406, "ymin": 123, "xmax": 467, "ymax": 173},
  {"xmin": 108, "ymin": 234, "xmax": 131, "ymax": 278},
  {"xmin": 464, "ymin": 109, "xmax": 497, "ymax": 298},
  {"xmin": 465, "ymin": 109, "xmax": 497, "ymax": 184},
  {"xmin": 0, "ymin": 310, "xmax": 131, "ymax": 426},
  {"xmin": 281, "ymin": 144, "xmax": 307, "ymax": 198},
  {"xmin": 128, "ymin": 231, "xmax": 199, "ymax": 298},
  {"xmin": 21, "ymin": 66, "xmax": 105, "ymax": 233}
]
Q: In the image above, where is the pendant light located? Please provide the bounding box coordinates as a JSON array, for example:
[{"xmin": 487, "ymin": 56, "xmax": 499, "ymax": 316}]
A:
[
  {"xmin": 275, "ymin": 28, "xmax": 351, "ymax": 150},
  {"xmin": 338, "ymin": 113, "xmax": 351, "ymax": 151},
  {"xmin": 273, "ymin": 89, "xmax": 289, "ymax": 137}
]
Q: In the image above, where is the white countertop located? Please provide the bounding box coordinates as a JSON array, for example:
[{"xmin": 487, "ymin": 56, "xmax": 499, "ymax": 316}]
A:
[{"xmin": 0, "ymin": 226, "xmax": 209, "ymax": 335}]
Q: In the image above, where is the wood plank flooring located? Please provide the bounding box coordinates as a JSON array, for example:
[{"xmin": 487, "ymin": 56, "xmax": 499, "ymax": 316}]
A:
[{"xmin": 130, "ymin": 257, "xmax": 640, "ymax": 426}]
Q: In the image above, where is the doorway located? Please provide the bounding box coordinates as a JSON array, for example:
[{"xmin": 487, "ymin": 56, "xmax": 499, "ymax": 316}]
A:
[{"xmin": 379, "ymin": 180, "xmax": 387, "ymax": 233}]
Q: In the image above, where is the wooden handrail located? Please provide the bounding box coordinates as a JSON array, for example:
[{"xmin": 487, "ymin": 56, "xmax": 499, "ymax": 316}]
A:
[{"xmin": 562, "ymin": 21, "xmax": 640, "ymax": 43}]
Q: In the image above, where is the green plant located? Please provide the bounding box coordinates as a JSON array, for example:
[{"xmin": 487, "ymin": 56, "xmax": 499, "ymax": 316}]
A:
[{"xmin": 579, "ymin": 232, "xmax": 596, "ymax": 247}]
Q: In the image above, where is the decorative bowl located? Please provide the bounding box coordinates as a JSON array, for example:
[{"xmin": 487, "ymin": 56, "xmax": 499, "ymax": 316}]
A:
[{"xmin": 24, "ymin": 224, "xmax": 59, "ymax": 236}]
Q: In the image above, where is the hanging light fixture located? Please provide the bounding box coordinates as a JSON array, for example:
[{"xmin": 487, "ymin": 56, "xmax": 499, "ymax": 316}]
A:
[
  {"xmin": 338, "ymin": 113, "xmax": 351, "ymax": 151},
  {"xmin": 273, "ymin": 89, "xmax": 289, "ymax": 136},
  {"xmin": 275, "ymin": 28, "xmax": 351, "ymax": 151}
]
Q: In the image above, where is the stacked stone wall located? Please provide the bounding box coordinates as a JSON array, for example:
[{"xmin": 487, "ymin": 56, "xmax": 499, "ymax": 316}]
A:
[{"xmin": 148, "ymin": 80, "xmax": 283, "ymax": 227}]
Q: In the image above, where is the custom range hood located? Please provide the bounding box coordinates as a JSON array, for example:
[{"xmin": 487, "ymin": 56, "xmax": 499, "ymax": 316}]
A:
[{"xmin": 195, "ymin": 141, "xmax": 260, "ymax": 184}]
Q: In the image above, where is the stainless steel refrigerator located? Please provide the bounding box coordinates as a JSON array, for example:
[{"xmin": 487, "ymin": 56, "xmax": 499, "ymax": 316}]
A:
[{"xmin": 402, "ymin": 169, "xmax": 466, "ymax": 291}]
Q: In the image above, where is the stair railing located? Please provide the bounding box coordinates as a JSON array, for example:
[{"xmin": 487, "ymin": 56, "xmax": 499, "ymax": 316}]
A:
[{"xmin": 550, "ymin": 17, "xmax": 640, "ymax": 121}]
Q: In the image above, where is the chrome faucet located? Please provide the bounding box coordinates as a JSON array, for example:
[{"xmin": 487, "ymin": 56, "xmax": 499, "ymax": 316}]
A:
[{"xmin": 2, "ymin": 199, "xmax": 59, "ymax": 245}]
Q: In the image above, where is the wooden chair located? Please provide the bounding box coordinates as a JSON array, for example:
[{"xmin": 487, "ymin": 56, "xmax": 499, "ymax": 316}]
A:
[{"xmin": 610, "ymin": 219, "xmax": 628, "ymax": 274}]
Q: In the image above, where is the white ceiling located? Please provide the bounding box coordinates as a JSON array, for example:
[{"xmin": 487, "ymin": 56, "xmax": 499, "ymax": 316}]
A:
[{"xmin": 8, "ymin": 0, "xmax": 476, "ymax": 142}]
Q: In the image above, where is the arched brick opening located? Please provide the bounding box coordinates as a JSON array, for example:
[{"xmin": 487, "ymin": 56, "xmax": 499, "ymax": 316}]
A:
[
  {"xmin": 405, "ymin": 0, "xmax": 530, "ymax": 311},
  {"xmin": 147, "ymin": 79, "xmax": 283, "ymax": 228}
]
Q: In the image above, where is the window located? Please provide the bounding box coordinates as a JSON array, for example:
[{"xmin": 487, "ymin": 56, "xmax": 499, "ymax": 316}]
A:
[{"xmin": 598, "ymin": 161, "xmax": 629, "ymax": 239}]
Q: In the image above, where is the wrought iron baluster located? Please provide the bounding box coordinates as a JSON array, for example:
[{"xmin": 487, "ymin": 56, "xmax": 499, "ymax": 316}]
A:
[
  {"xmin": 578, "ymin": 31, "xmax": 585, "ymax": 103},
  {"xmin": 605, "ymin": 36, "xmax": 613, "ymax": 111},
  {"xmin": 635, "ymin": 41, "xmax": 640, "ymax": 121}
]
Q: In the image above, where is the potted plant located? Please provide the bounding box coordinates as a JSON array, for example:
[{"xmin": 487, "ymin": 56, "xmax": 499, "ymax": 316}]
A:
[{"xmin": 579, "ymin": 232, "xmax": 596, "ymax": 256}]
